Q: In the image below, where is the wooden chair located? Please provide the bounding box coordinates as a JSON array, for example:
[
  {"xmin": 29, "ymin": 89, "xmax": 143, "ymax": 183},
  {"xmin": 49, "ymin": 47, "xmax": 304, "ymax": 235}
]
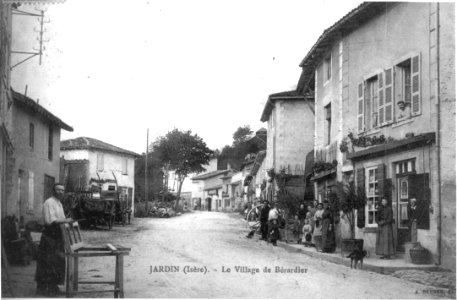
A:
[{"xmin": 60, "ymin": 222, "xmax": 131, "ymax": 298}]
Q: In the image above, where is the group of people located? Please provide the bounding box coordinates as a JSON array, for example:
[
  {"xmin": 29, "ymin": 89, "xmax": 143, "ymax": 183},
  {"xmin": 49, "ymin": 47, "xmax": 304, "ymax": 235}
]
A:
[
  {"xmin": 291, "ymin": 201, "xmax": 336, "ymax": 253},
  {"xmin": 258, "ymin": 201, "xmax": 281, "ymax": 246}
]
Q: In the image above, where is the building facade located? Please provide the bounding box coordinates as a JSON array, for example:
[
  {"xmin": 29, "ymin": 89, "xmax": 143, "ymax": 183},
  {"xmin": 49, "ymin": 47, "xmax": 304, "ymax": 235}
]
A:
[
  {"xmin": 260, "ymin": 90, "xmax": 315, "ymax": 202},
  {"xmin": 60, "ymin": 137, "xmax": 139, "ymax": 216},
  {"xmin": 2, "ymin": 91, "xmax": 72, "ymax": 222},
  {"xmin": 298, "ymin": 2, "xmax": 455, "ymax": 269}
]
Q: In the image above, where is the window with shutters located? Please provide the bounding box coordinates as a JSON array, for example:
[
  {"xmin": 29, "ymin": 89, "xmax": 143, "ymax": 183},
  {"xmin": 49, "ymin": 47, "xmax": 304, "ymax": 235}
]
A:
[
  {"xmin": 357, "ymin": 76, "xmax": 380, "ymax": 133},
  {"xmin": 122, "ymin": 158, "xmax": 128, "ymax": 175},
  {"xmin": 395, "ymin": 54, "xmax": 421, "ymax": 119},
  {"xmin": 325, "ymin": 103, "xmax": 332, "ymax": 145},
  {"xmin": 324, "ymin": 54, "xmax": 332, "ymax": 83},
  {"xmin": 29, "ymin": 123, "xmax": 34, "ymax": 151},
  {"xmin": 97, "ymin": 153, "xmax": 104, "ymax": 171},
  {"xmin": 365, "ymin": 167, "xmax": 379, "ymax": 227}
]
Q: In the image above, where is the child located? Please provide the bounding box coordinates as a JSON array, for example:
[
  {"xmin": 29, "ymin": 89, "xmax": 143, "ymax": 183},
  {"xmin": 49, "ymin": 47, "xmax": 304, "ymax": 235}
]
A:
[
  {"xmin": 269, "ymin": 219, "xmax": 280, "ymax": 246},
  {"xmin": 302, "ymin": 218, "xmax": 313, "ymax": 247},
  {"xmin": 292, "ymin": 215, "xmax": 301, "ymax": 244}
]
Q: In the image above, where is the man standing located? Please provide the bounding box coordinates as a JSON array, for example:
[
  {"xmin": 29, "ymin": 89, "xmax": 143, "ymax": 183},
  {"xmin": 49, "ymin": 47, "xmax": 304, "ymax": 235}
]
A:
[
  {"xmin": 36, "ymin": 184, "xmax": 73, "ymax": 296},
  {"xmin": 259, "ymin": 200, "xmax": 270, "ymax": 241}
]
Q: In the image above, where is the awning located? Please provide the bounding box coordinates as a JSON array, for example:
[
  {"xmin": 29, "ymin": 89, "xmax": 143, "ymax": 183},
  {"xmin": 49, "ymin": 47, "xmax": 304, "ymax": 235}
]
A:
[{"xmin": 347, "ymin": 132, "xmax": 435, "ymax": 161}]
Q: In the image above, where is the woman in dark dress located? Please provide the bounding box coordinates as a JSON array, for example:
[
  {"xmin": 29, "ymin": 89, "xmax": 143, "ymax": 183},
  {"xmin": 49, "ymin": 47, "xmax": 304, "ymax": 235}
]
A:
[
  {"xmin": 375, "ymin": 198, "xmax": 395, "ymax": 259},
  {"xmin": 297, "ymin": 204, "xmax": 307, "ymax": 244},
  {"xmin": 321, "ymin": 201, "xmax": 336, "ymax": 253}
]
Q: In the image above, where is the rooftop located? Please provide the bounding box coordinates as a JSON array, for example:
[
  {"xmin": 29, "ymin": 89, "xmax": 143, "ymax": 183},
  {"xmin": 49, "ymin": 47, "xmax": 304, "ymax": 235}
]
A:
[
  {"xmin": 297, "ymin": 2, "xmax": 388, "ymax": 93},
  {"xmin": 61, "ymin": 137, "xmax": 140, "ymax": 157},
  {"xmin": 260, "ymin": 90, "xmax": 310, "ymax": 122},
  {"xmin": 12, "ymin": 90, "xmax": 73, "ymax": 131},
  {"xmin": 191, "ymin": 169, "xmax": 233, "ymax": 181}
]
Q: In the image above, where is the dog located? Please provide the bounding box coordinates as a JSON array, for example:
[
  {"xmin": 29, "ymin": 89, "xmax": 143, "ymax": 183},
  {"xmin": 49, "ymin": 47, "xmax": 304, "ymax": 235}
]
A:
[{"xmin": 346, "ymin": 249, "xmax": 368, "ymax": 269}]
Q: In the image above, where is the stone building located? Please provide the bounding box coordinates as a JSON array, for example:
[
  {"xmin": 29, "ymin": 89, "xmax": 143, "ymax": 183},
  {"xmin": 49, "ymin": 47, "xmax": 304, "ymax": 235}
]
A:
[
  {"xmin": 2, "ymin": 90, "xmax": 72, "ymax": 221},
  {"xmin": 297, "ymin": 2, "xmax": 455, "ymax": 269},
  {"xmin": 260, "ymin": 90, "xmax": 315, "ymax": 203}
]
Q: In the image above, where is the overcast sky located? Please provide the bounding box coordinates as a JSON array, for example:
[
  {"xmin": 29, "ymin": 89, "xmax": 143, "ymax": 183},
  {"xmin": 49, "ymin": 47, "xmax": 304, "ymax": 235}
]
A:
[{"xmin": 11, "ymin": 0, "xmax": 363, "ymax": 154}]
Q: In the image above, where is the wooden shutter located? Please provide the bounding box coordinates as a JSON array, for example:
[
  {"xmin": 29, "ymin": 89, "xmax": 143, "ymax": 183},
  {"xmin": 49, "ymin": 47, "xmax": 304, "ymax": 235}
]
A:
[
  {"xmin": 356, "ymin": 168, "xmax": 365, "ymax": 228},
  {"xmin": 378, "ymin": 72, "xmax": 384, "ymax": 125},
  {"xmin": 376, "ymin": 163, "xmax": 386, "ymax": 202},
  {"xmin": 357, "ymin": 82, "xmax": 365, "ymax": 133},
  {"xmin": 408, "ymin": 173, "xmax": 430, "ymax": 229},
  {"xmin": 411, "ymin": 54, "xmax": 421, "ymax": 115},
  {"xmin": 384, "ymin": 68, "xmax": 394, "ymax": 124}
]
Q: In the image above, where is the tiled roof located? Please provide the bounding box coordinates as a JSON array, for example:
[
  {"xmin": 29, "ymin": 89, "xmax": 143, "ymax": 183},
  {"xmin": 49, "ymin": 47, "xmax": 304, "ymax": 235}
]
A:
[
  {"xmin": 61, "ymin": 137, "xmax": 140, "ymax": 157},
  {"xmin": 297, "ymin": 2, "xmax": 387, "ymax": 93},
  {"xmin": 191, "ymin": 169, "xmax": 232, "ymax": 181},
  {"xmin": 260, "ymin": 90, "xmax": 306, "ymax": 122},
  {"xmin": 12, "ymin": 90, "xmax": 73, "ymax": 131}
]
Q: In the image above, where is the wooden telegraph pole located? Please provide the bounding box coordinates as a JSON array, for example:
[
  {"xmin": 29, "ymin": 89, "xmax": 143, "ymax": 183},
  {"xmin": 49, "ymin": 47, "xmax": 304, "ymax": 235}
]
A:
[{"xmin": 145, "ymin": 129, "xmax": 149, "ymax": 213}]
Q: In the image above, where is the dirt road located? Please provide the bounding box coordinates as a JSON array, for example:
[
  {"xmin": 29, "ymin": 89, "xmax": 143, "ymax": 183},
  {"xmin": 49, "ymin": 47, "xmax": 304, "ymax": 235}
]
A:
[
  {"xmin": 4, "ymin": 211, "xmax": 449, "ymax": 298},
  {"xmin": 71, "ymin": 211, "xmax": 448, "ymax": 298}
]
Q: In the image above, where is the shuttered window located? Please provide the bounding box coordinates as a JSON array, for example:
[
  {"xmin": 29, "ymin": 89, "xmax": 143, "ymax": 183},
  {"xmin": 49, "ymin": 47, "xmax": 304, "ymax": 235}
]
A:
[
  {"xmin": 384, "ymin": 68, "xmax": 394, "ymax": 124},
  {"xmin": 357, "ymin": 82, "xmax": 364, "ymax": 133},
  {"xmin": 411, "ymin": 54, "xmax": 421, "ymax": 115}
]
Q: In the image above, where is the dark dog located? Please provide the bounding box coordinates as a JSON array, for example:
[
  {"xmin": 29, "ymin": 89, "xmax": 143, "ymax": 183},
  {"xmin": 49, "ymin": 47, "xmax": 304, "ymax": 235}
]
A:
[{"xmin": 346, "ymin": 249, "xmax": 368, "ymax": 269}]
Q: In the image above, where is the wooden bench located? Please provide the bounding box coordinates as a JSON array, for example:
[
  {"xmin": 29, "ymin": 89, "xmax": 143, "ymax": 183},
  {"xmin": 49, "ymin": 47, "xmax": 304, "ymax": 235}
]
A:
[{"xmin": 60, "ymin": 222, "xmax": 131, "ymax": 298}]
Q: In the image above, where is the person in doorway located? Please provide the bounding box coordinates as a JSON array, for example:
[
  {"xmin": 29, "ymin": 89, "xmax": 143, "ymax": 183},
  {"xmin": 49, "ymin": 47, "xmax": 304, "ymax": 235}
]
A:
[
  {"xmin": 269, "ymin": 219, "xmax": 280, "ymax": 246},
  {"xmin": 321, "ymin": 200, "xmax": 336, "ymax": 253},
  {"xmin": 313, "ymin": 203, "xmax": 324, "ymax": 252},
  {"xmin": 407, "ymin": 198, "xmax": 419, "ymax": 243},
  {"xmin": 36, "ymin": 184, "xmax": 73, "ymax": 296},
  {"xmin": 376, "ymin": 198, "xmax": 396, "ymax": 259},
  {"xmin": 259, "ymin": 200, "xmax": 270, "ymax": 241}
]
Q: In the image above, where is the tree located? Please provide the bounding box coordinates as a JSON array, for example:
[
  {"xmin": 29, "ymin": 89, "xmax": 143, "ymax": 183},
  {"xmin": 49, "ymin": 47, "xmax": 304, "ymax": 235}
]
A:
[
  {"xmin": 153, "ymin": 129, "xmax": 213, "ymax": 210},
  {"xmin": 232, "ymin": 125, "xmax": 253, "ymax": 146},
  {"xmin": 218, "ymin": 125, "xmax": 264, "ymax": 170},
  {"xmin": 333, "ymin": 181, "xmax": 366, "ymax": 239}
]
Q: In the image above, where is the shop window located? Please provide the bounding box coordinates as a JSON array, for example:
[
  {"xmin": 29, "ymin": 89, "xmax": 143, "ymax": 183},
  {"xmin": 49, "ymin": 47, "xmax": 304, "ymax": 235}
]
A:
[
  {"xmin": 395, "ymin": 159, "xmax": 416, "ymax": 175},
  {"xmin": 365, "ymin": 167, "xmax": 379, "ymax": 226}
]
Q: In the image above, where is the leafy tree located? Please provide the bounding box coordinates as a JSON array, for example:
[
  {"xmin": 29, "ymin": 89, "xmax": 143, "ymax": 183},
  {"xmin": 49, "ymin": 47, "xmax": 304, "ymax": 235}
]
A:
[
  {"xmin": 153, "ymin": 129, "xmax": 213, "ymax": 209},
  {"xmin": 232, "ymin": 125, "xmax": 253, "ymax": 146},
  {"xmin": 218, "ymin": 125, "xmax": 265, "ymax": 170}
]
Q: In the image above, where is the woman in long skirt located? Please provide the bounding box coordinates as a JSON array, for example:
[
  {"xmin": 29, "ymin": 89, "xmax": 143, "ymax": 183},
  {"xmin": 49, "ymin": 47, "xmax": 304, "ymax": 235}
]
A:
[
  {"xmin": 313, "ymin": 203, "xmax": 324, "ymax": 252},
  {"xmin": 375, "ymin": 198, "xmax": 396, "ymax": 259},
  {"xmin": 321, "ymin": 201, "xmax": 336, "ymax": 253}
]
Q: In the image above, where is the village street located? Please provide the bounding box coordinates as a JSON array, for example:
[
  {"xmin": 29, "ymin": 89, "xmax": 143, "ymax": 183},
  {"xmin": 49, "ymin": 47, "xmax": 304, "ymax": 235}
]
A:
[{"xmin": 21, "ymin": 211, "xmax": 445, "ymax": 299}]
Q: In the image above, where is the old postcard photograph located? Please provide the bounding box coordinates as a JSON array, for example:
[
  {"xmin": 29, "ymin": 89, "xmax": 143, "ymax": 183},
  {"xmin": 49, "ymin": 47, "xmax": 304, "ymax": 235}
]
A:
[{"xmin": 0, "ymin": 0, "xmax": 455, "ymax": 298}]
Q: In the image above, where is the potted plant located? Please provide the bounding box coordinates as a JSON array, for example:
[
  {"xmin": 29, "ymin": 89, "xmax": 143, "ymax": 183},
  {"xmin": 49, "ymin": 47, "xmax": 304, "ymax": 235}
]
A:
[{"xmin": 334, "ymin": 181, "xmax": 366, "ymax": 254}]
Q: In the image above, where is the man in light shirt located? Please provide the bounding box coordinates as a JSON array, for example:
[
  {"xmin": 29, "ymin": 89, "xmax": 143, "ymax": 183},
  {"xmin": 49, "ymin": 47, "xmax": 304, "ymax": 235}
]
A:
[{"xmin": 35, "ymin": 184, "xmax": 73, "ymax": 296}]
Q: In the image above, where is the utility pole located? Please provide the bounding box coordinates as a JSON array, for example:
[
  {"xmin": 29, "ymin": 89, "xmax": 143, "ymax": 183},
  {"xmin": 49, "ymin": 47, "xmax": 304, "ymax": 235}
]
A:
[{"xmin": 145, "ymin": 129, "xmax": 149, "ymax": 213}]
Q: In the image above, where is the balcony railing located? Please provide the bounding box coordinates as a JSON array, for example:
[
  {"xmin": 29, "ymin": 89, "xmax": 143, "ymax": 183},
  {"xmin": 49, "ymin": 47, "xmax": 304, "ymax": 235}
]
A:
[{"xmin": 315, "ymin": 140, "xmax": 338, "ymax": 163}]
